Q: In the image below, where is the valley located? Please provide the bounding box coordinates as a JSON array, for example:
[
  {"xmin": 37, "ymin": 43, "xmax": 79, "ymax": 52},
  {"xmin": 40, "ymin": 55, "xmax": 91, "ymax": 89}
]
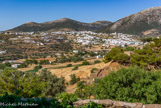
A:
[{"xmin": 1, "ymin": 5, "xmax": 161, "ymax": 108}]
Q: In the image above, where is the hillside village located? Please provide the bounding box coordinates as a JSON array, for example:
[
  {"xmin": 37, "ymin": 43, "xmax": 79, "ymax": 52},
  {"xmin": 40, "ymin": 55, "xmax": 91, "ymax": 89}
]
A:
[
  {"xmin": 2, "ymin": 0, "xmax": 161, "ymax": 106},
  {"xmin": 0, "ymin": 31, "xmax": 144, "ymax": 68}
]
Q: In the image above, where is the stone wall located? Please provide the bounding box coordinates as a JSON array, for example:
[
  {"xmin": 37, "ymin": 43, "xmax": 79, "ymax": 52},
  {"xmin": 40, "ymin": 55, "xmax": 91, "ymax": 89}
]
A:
[{"xmin": 73, "ymin": 99, "xmax": 161, "ymax": 108}]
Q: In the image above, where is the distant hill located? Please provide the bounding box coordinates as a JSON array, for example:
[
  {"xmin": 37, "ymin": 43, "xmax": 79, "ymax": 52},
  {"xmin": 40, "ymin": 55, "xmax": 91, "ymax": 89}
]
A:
[
  {"xmin": 8, "ymin": 18, "xmax": 112, "ymax": 32},
  {"xmin": 98, "ymin": 6, "xmax": 161, "ymax": 36}
]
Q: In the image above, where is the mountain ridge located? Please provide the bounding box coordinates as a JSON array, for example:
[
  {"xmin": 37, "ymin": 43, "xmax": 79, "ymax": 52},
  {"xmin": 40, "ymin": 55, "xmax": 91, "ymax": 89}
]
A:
[
  {"xmin": 8, "ymin": 18, "xmax": 112, "ymax": 32},
  {"xmin": 98, "ymin": 6, "xmax": 161, "ymax": 36}
]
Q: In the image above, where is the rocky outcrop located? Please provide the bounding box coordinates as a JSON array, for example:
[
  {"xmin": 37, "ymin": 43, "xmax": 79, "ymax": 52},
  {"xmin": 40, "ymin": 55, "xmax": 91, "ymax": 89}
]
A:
[
  {"xmin": 89, "ymin": 62, "xmax": 121, "ymax": 80},
  {"xmin": 74, "ymin": 99, "xmax": 161, "ymax": 108}
]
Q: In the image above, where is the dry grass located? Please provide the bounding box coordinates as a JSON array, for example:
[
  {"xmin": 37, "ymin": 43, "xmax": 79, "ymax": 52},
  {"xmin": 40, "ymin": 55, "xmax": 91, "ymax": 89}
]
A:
[
  {"xmin": 48, "ymin": 62, "xmax": 106, "ymax": 82},
  {"xmin": 18, "ymin": 64, "xmax": 36, "ymax": 71}
]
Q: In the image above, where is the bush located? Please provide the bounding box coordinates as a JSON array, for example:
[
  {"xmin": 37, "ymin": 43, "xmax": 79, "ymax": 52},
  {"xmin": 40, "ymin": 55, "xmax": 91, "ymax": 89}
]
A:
[
  {"xmin": 79, "ymin": 67, "xmax": 161, "ymax": 104},
  {"xmin": 0, "ymin": 68, "xmax": 66, "ymax": 98},
  {"xmin": 104, "ymin": 38, "xmax": 161, "ymax": 69},
  {"xmin": 17, "ymin": 63, "xmax": 28, "ymax": 68},
  {"xmin": 56, "ymin": 92, "xmax": 78, "ymax": 108},
  {"xmin": 80, "ymin": 102, "xmax": 103, "ymax": 108},
  {"xmin": 39, "ymin": 60, "xmax": 50, "ymax": 65},
  {"xmin": 141, "ymin": 37, "xmax": 153, "ymax": 43},
  {"xmin": 69, "ymin": 74, "xmax": 80, "ymax": 85},
  {"xmin": 104, "ymin": 47, "xmax": 124, "ymax": 63},
  {"xmin": 34, "ymin": 65, "xmax": 42, "ymax": 70},
  {"xmin": 39, "ymin": 69, "xmax": 66, "ymax": 97},
  {"xmin": 72, "ymin": 66, "xmax": 78, "ymax": 70},
  {"xmin": 0, "ymin": 68, "xmax": 45, "ymax": 98},
  {"xmin": 5, "ymin": 62, "xmax": 11, "ymax": 67},
  {"xmin": 114, "ymin": 53, "xmax": 130, "ymax": 65},
  {"xmin": 0, "ymin": 63, "xmax": 8, "ymax": 69},
  {"xmin": 131, "ymin": 45, "xmax": 157, "ymax": 68},
  {"xmin": 104, "ymin": 47, "xmax": 130, "ymax": 65},
  {"xmin": 82, "ymin": 60, "xmax": 90, "ymax": 65},
  {"xmin": 90, "ymin": 68, "xmax": 98, "ymax": 73},
  {"xmin": 66, "ymin": 64, "xmax": 72, "ymax": 67},
  {"xmin": 77, "ymin": 81, "xmax": 86, "ymax": 90},
  {"xmin": 25, "ymin": 59, "xmax": 38, "ymax": 65},
  {"xmin": 94, "ymin": 60, "xmax": 101, "ymax": 64},
  {"xmin": 124, "ymin": 47, "xmax": 135, "ymax": 51}
]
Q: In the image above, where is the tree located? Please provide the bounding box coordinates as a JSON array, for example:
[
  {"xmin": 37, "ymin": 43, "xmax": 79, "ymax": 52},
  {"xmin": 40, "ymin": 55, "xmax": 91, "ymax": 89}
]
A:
[
  {"xmin": 0, "ymin": 64, "xmax": 8, "ymax": 69},
  {"xmin": 131, "ymin": 45, "xmax": 157, "ymax": 68},
  {"xmin": 124, "ymin": 46, "xmax": 135, "ymax": 51},
  {"xmin": 69, "ymin": 74, "xmax": 80, "ymax": 85},
  {"xmin": 66, "ymin": 64, "xmax": 72, "ymax": 67},
  {"xmin": 104, "ymin": 47, "xmax": 124, "ymax": 63},
  {"xmin": 94, "ymin": 60, "xmax": 101, "ymax": 64},
  {"xmin": 72, "ymin": 66, "xmax": 78, "ymax": 70},
  {"xmin": 90, "ymin": 68, "xmax": 98, "ymax": 73},
  {"xmin": 79, "ymin": 67, "xmax": 161, "ymax": 104},
  {"xmin": 39, "ymin": 69, "xmax": 66, "ymax": 97},
  {"xmin": 0, "ymin": 68, "xmax": 23, "ymax": 95},
  {"xmin": 82, "ymin": 60, "xmax": 90, "ymax": 65},
  {"xmin": 0, "ymin": 68, "xmax": 45, "ymax": 98},
  {"xmin": 114, "ymin": 53, "xmax": 130, "ymax": 65},
  {"xmin": 19, "ymin": 72, "xmax": 45, "ymax": 98},
  {"xmin": 104, "ymin": 47, "xmax": 130, "ymax": 65}
]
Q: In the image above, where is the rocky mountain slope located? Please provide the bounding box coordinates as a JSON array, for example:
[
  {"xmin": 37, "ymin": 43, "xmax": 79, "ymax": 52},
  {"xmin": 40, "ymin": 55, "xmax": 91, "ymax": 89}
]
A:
[
  {"xmin": 98, "ymin": 6, "xmax": 161, "ymax": 36},
  {"xmin": 8, "ymin": 18, "xmax": 112, "ymax": 32}
]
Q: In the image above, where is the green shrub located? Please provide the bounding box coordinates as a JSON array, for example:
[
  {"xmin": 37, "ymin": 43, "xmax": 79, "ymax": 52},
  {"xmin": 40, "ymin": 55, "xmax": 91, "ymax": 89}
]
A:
[
  {"xmin": 94, "ymin": 60, "xmax": 101, "ymax": 64},
  {"xmin": 17, "ymin": 63, "xmax": 28, "ymax": 68},
  {"xmin": 69, "ymin": 74, "xmax": 80, "ymax": 85},
  {"xmin": 114, "ymin": 53, "xmax": 130, "ymax": 64},
  {"xmin": 25, "ymin": 59, "xmax": 38, "ymax": 65},
  {"xmin": 72, "ymin": 66, "xmax": 78, "ymax": 70},
  {"xmin": 39, "ymin": 60, "xmax": 50, "ymax": 65},
  {"xmin": 34, "ymin": 65, "xmax": 42, "ymax": 70},
  {"xmin": 39, "ymin": 69, "xmax": 66, "ymax": 97},
  {"xmin": 80, "ymin": 102, "xmax": 103, "ymax": 108},
  {"xmin": 79, "ymin": 67, "xmax": 161, "ymax": 104},
  {"xmin": 77, "ymin": 81, "xmax": 86, "ymax": 89},
  {"xmin": 124, "ymin": 47, "xmax": 135, "ymax": 51},
  {"xmin": 56, "ymin": 92, "xmax": 78, "ymax": 108},
  {"xmin": 0, "ymin": 63, "xmax": 8, "ymax": 69},
  {"xmin": 90, "ymin": 68, "xmax": 98, "ymax": 73},
  {"xmin": 82, "ymin": 60, "xmax": 90, "ymax": 65},
  {"xmin": 141, "ymin": 37, "xmax": 153, "ymax": 43},
  {"xmin": 5, "ymin": 62, "xmax": 11, "ymax": 67},
  {"xmin": 131, "ymin": 45, "xmax": 157, "ymax": 68},
  {"xmin": 0, "ymin": 68, "xmax": 66, "ymax": 98},
  {"xmin": 66, "ymin": 64, "xmax": 72, "ymax": 67},
  {"xmin": 104, "ymin": 47, "xmax": 124, "ymax": 63},
  {"xmin": 25, "ymin": 65, "xmax": 42, "ymax": 73},
  {"xmin": 0, "ymin": 68, "xmax": 45, "ymax": 98}
]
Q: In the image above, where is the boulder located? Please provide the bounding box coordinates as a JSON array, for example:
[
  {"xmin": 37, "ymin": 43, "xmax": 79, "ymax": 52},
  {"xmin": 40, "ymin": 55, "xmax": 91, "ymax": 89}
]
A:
[
  {"xmin": 143, "ymin": 104, "xmax": 161, "ymax": 108},
  {"xmin": 113, "ymin": 101, "xmax": 143, "ymax": 108}
]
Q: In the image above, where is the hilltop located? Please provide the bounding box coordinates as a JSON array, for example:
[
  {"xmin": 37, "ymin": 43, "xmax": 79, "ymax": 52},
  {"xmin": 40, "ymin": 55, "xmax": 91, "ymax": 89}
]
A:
[{"xmin": 8, "ymin": 18, "xmax": 112, "ymax": 32}]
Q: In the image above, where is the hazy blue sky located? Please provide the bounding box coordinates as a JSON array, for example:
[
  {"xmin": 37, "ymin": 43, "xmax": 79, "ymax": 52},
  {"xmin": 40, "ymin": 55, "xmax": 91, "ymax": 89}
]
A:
[{"xmin": 1, "ymin": 0, "xmax": 161, "ymax": 31}]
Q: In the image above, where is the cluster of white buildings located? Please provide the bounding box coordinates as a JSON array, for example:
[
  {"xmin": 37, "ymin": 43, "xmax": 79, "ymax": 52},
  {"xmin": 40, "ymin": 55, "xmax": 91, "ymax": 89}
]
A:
[
  {"xmin": 0, "ymin": 51, "xmax": 6, "ymax": 54},
  {"xmin": 50, "ymin": 31, "xmax": 108, "ymax": 36},
  {"xmin": 4, "ymin": 32, "xmax": 34, "ymax": 35},
  {"xmin": 68, "ymin": 31, "xmax": 142, "ymax": 47},
  {"xmin": 102, "ymin": 33, "xmax": 143, "ymax": 47},
  {"xmin": 50, "ymin": 31, "xmax": 102, "ymax": 45},
  {"xmin": 74, "ymin": 34, "xmax": 100, "ymax": 45}
]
